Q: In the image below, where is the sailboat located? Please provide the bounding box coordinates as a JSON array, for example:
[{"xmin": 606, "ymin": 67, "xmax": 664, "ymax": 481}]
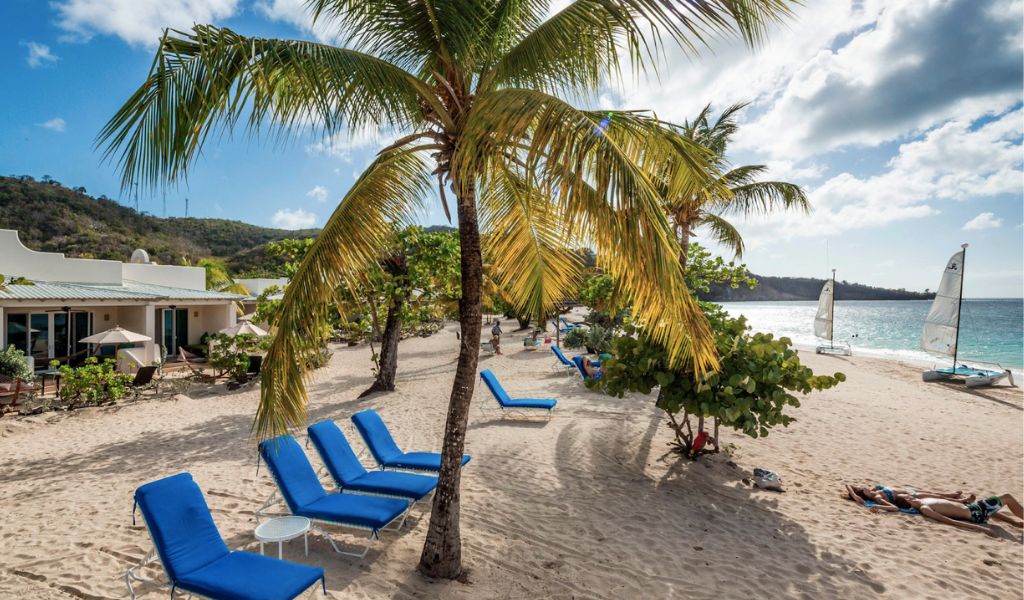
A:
[
  {"xmin": 921, "ymin": 244, "xmax": 1013, "ymax": 387},
  {"xmin": 814, "ymin": 269, "xmax": 851, "ymax": 355}
]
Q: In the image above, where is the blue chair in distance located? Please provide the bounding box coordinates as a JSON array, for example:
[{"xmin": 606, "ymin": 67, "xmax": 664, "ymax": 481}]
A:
[
  {"xmin": 352, "ymin": 409, "xmax": 471, "ymax": 473},
  {"xmin": 307, "ymin": 420, "xmax": 437, "ymax": 503},
  {"xmin": 258, "ymin": 435, "xmax": 410, "ymax": 558},
  {"xmin": 479, "ymin": 369, "xmax": 556, "ymax": 418},
  {"xmin": 127, "ymin": 472, "xmax": 325, "ymax": 600},
  {"xmin": 550, "ymin": 345, "xmax": 578, "ymax": 376}
]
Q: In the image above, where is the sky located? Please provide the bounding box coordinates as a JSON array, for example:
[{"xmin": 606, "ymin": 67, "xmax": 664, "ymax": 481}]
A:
[{"xmin": 1, "ymin": 0, "xmax": 1022, "ymax": 297}]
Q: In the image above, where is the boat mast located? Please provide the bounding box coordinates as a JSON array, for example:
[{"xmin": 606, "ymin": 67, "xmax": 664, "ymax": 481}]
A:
[
  {"xmin": 830, "ymin": 269, "xmax": 836, "ymax": 349},
  {"xmin": 952, "ymin": 243, "xmax": 967, "ymax": 370}
]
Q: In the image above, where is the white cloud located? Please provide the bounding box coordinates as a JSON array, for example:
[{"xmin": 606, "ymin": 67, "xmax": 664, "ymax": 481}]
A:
[
  {"xmin": 305, "ymin": 185, "xmax": 329, "ymax": 203},
  {"xmin": 23, "ymin": 42, "xmax": 59, "ymax": 68},
  {"xmin": 963, "ymin": 212, "xmax": 1004, "ymax": 231},
  {"xmin": 731, "ymin": 109, "xmax": 1023, "ymax": 240},
  {"xmin": 306, "ymin": 128, "xmax": 394, "ymax": 162},
  {"xmin": 52, "ymin": 0, "xmax": 239, "ymax": 46},
  {"xmin": 271, "ymin": 208, "xmax": 316, "ymax": 229},
  {"xmin": 38, "ymin": 118, "xmax": 66, "ymax": 132}
]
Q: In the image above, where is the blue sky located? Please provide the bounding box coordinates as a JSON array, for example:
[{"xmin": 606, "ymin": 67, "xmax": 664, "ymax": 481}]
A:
[{"xmin": 1, "ymin": 0, "xmax": 1021, "ymax": 297}]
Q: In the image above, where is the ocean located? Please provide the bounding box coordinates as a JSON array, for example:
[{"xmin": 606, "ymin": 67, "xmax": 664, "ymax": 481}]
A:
[{"xmin": 719, "ymin": 299, "xmax": 1024, "ymax": 370}]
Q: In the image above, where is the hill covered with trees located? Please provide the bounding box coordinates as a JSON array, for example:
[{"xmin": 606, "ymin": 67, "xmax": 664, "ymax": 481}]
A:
[
  {"xmin": 701, "ymin": 274, "xmax": 933, "ymax": 302},
  {"xmin": 0, "ymin": 175, "xmax": 316, "ymax": 275}
]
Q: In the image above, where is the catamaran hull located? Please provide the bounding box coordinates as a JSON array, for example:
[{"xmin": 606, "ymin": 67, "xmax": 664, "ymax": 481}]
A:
[
  {"xmin": 922, "ymin": 367, "xmax": 1014, "ymax": 387},
  {"xmin": 815, "ymin": 343, "xmax": 851, "ymax": 356}
]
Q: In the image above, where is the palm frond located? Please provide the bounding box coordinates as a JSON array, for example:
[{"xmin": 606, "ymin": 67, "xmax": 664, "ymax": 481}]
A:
[
  {"xmin": 699, "ymin": 213, "xmax": 745, "ymax": 258},
  {"xmin": 478, "ymin": 161, "xmax": 584, "ymax": 322},
  {"xmin": 98, "ymin": 25, "xmax": 432, "ymax": 191},
  {"xmin": 458, "ymin": 88, "xmax": 718, "ymax": 372},
  {"xmin": 482, "ymin": 0, "xmax": 796, "ymax": 96},
  {"xmin": 710, "ymin": 180, "xmax": 809, "ymax": 216},
  {"xmin": 308, "ymin": 0, "xmax": 493, "ymax": 74},
  {"xmin": 255, "ymin": 148, "xmax": 432, "ymax": 441}
]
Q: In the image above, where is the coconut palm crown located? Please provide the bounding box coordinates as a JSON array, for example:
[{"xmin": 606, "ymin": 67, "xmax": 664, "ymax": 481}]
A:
[
  {"xmin": 100, "ymin": 0, "xmax": 797, "ymax": 578},
  {"xmin": 669, "ymin": 102, "xmax": 810, "ymax": 267}
]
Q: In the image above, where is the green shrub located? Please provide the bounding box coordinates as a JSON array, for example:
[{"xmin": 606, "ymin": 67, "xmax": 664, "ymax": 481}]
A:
[
  {"xmin": 207, "ymin": 333, "xmax": 260, "ymax": 383},
  {"xmin": 0, "ymin": 345, "xmax": 32, "ymax": 381},
  {"xmin": 595, "ymin": 305, "xmax": 844, "ymax": 458},
  {"xmin": 562, "ymin": 327, "xmax": 587, "ymax": 350},
  {"xmin": 52, "ymin": 357, "xmax": 134, "ymax": 408}
]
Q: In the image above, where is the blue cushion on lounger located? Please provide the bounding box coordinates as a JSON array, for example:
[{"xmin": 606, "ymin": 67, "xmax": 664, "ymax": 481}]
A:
[
  {"xmin": 178, "ymin": 552, "xmax": 325, "ymax": 600},
  {"xmin": 480, "ymin": 369, "xmax": 557, "ymax": 411},
  {"xmin": 351, "ymin": 409, "xmax": 470, "ymax": 472},
  {"xmin": 258, "ymin": 435, "xmax": 409, "ymax": 533},
  {"xmin": 133, "ymin": 473, "xmax": 324, "ymax": 600},
  {"xmin": 307, "ymin": 420, "xmax": 437, "ymax": 501},
  {"xmin": 551, "ymin": 346, "xmax": 574, "ymax": 367}
]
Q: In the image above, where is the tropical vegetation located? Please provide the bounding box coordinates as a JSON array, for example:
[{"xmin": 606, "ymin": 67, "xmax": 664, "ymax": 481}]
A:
[
  {"xmin": 100, "ymin": 0, "xmax": 798, "ymax": 578},
  {"xmin": 667, "ymin": 103, "xmax": 809, "ymax": 267},
  {"xmin": 0, "ymin": 345, "xmax": 33, "ymax": 382},
  {"xmin": 595, "ymin": 305, "xmax": 845, "ymax": 458},
  {"xmin": 50, "ymin": 357, "xmax": 134, "ymax": 408}
]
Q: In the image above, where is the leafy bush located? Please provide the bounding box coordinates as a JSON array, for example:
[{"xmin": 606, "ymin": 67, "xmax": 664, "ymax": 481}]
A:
[
  {"xmin": 583, "ymin": 324, "xmax": 613, "ymax": 354},
  {"xmin": 207, "ymin": 333, "xmax": 261, "ymax": 383},
  {"xmin": 52, "ymin": 357, "xmax": 134, "ymax": 408},
  {"xmin": 562, "ymin": 327, "xmax": 588, "ymax": 350},
  {"xmin": 0, "ymin": 345, "xmax": 32, "ymax": 381},
  {"xmin": 595, "ymin": 305, "xmax": 844, "ymax": 458}
]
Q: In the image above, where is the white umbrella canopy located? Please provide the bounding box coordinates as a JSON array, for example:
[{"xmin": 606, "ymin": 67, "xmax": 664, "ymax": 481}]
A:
[
  {"xmin": 79, "ymin": 326, "xmax": 152, "ymax": 345},
  {"xmin": 219, "ymin": 321, "xmax": 269, "ymax": 337}
]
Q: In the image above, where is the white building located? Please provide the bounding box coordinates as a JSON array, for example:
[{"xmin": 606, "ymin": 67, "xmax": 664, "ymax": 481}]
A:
[{"xmin": 0, "ymin": 229, "xmax": 241, "ymax": 369}]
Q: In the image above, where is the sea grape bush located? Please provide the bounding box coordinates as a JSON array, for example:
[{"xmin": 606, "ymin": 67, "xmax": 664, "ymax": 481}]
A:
[
  {"xmin": 0, "ymin": 345, "xmax": 33, "ymax": 381},
  {"xmin": 595, "ymin": 305, "xmax": 844, "ymax": 458},
  {"xmin": 52, "ymin": 357, "xmax": 133, "ymax": 408}
]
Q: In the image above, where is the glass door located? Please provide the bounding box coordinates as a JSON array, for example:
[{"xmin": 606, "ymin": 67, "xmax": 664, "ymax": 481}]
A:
[
  {"xmin": 72, "ymin": 312, "xmax": 92, "ymax": 354},
  {"xmin": 52, "ymin": 313, "xmax": 69, "ymax": 359},
  {"xmin": 161, "ymin": 308, "xmax": 190, "ymax": 357},
  {"xmin": 4, "ymin": 313, "xmax": 28, "ymax": 356},
  {"xmin": 29, "ymin": 313, "xmax": 50, "ymax": 363}
]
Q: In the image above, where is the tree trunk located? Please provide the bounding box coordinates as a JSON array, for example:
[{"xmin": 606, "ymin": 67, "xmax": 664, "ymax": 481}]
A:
[
  {"xmin": 516, "ymin": 315, "xmax": 531, "ymax": 330},
  {"xmin": 418, "ymin": 179, "xmax": 482, "ymax": 579},
  {"xmin": 358, "ymin": 295, "xmax": 404, "ymax": 398},
  {"xmin": 678, "ymin": 225, "xmax": 691, "ymax": 271}
]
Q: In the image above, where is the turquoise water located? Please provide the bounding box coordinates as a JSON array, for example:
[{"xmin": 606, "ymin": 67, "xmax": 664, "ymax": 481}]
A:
[{"xmin": 720, "ymin": 299, "xmax": 1024, "ymax": 370}]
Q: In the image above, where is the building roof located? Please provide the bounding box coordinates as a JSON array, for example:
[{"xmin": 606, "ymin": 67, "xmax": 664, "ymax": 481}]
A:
[{"xmin": 0, "ymin": 280, "xmax": 244, "ymax": 302}]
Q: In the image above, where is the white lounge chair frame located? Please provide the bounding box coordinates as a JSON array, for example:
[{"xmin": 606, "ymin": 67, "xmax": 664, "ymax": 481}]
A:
[
  {"xmin": 254, "ymin": 489, "xmax": 408, "ymax": 559},
  {"xmin": 477, "ymin": 387, "xmax": 555, "ymax": 421}
]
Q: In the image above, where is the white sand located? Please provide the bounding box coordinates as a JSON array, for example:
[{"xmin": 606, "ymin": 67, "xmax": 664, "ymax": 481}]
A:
[{"xmin": 1, "ymin": 323, "xmax": 1021, "ymax": 599}]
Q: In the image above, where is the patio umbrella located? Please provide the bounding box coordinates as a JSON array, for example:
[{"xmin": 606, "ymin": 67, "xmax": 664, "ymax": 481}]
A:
[
  {"xmin": 219, "ymin": 321, "xmax": 269, "ymax": 337},
  {"xmin": 79, "ymin": 326, "xmax": 152, "ymax": 345}
]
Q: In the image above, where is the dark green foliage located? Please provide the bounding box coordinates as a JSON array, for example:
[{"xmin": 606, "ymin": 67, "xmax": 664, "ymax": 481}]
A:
[
  {"xmin": 595, "ymin": 305, "xmax": 845, "ymax": 457},
  {"xmin": 51, "ymin": 357, "xmax": 134, "ymax": 407},
  {"xmin": 0, "ymin": 176, "xmax": 316, "ymax": 274},
  {"xmin": 0, "ymin": 345, "xmax": 32, "ymax": 381},
  {"xmin": 207, "ymin": 333, "xmax": 262, "ymax": 383}
]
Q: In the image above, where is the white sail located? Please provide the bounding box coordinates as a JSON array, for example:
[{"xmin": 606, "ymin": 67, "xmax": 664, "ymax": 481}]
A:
[
  {"xmin": 921, "ymin": 249, "xmax": 964, "ymax": 357},
  {"xmin": 814, "ymin": 280, "xmax": 834, "ymax": 340}
]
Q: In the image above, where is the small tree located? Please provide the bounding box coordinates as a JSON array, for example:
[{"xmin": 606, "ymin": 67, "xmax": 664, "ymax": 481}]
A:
[
  {"xmin": 596, "ymin": 305, "xmax": 844, "ymax": 458},
  {"xmin": 0, "ymin": 345, "xmax": 33, "ymax": 381}
]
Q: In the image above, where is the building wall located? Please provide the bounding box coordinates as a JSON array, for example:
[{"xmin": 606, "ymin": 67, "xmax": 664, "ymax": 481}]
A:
[
  {"xmin": 123, "ymin": 263, "xmax": 206, "ymax": 291},
  {"xmin": 236, "ymin": 278, "xmax": 288, "ymax": 296},
  {"xmin": 0, "ymin": 230, "xmax": 122, "ymax": 284}
]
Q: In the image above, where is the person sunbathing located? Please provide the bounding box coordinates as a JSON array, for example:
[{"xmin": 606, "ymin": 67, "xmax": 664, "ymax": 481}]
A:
[
  {"xmin": 844, "ymin": 484, "xmax": 970, "ymax": 512},
  {"xmin": 906, "ymin": 494, "xmax": 1024, "ymax": 537},
  {"xmin": 582, "ymin": 356, "xmax": 604, "ymax": 379}
]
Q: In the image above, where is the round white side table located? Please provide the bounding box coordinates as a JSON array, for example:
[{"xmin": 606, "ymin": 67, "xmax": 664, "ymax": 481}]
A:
[{"xmin": 255, "ymin": 516, "xmax": 311, "ymax": 559}]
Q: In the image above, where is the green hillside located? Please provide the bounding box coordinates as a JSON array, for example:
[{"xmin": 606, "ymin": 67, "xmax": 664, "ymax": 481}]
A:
[{"xmin": 0, "ymin": 175, "xmax": 317, "ymax": 276}]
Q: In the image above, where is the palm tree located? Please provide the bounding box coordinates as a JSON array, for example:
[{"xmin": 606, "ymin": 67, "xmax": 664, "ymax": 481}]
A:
[
  {"xmin": 99, "ymin": 0, "xmax": 797, "ymax": 578},
  {"xmin": 668, "ymin": 102, "xmax": 810, "ymax": 268}
]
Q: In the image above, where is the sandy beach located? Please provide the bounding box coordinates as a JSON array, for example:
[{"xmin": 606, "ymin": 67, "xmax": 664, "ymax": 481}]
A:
[{"xmin": 1, "ymin": 323, "xmax": 1021, "ymax": 599}]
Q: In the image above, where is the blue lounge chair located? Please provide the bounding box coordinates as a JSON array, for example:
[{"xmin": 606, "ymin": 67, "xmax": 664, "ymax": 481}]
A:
[
  {"xmin": 351, "ymin": 409, "xmax": 471, "ymax": 473},
  {"xmin": 479, "ymin": 369, "xmax": 556, "ymax": 417},
  {"xmin": 307, "ymin": 420, "xmax": 438, "ymax": 502},
  {"xmin": 258, "ymin": 435, "xmax": 410, "ymax": 558},
  {"xmin": 557, "ymin": 317, "xmax": 577, "ymax": 334},
  {"xmin": 550, "ymin": 345, "xmax": 578, "ymax": 376},
  {"xmin": 127, "ymin": 473, "xmax": 325, "ymax": 600}
]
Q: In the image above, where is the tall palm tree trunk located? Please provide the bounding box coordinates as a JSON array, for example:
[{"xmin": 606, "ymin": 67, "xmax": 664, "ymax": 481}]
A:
[
  {"xmin": 419, "ymin": 180, "xmax": 482, "ymax": 578},
  {"xmin": 359, "ymin": 295, "xmax": 404, "ymax": 397}
]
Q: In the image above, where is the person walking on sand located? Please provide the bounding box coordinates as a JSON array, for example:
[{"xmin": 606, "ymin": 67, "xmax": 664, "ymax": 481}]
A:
[{"xmin": 491, "ymin": 319, "xmax": 503, "ymax": 355}]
